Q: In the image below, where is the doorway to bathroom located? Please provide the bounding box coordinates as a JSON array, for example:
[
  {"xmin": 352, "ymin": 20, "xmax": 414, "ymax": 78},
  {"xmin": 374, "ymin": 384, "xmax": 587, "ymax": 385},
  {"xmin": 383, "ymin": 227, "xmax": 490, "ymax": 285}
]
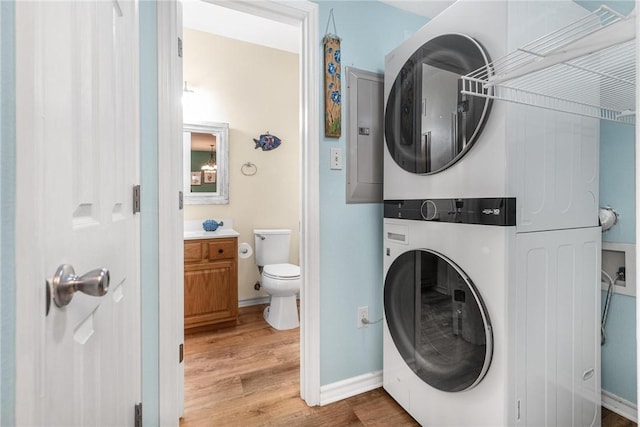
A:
[{"xmin": 179, "ymin": 0, "xmax": 314, "ymax": 416}]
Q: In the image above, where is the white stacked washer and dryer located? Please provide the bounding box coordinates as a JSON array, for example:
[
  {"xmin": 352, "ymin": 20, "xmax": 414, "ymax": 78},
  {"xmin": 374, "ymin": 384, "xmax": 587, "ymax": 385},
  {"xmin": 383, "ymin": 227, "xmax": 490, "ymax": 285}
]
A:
[{"xmin": 382, "ymin": 1, "xmax": 602, "ymax": 426}]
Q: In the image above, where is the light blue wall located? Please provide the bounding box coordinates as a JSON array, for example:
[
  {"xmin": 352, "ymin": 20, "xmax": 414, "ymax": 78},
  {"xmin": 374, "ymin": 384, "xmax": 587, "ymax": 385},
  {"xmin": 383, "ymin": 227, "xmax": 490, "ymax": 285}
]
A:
[
  {"xmin": 314, "ymin": 1, "xmax": 427, "ymax": 385},
  {"xmin": 574, "ymin": 0, "xmax": 635, "ymax": 15},
  {"xmin": 600, "ymin": 121, "xmax": 635, "ymax": 245},
  {"xmin": 588, "ymin": 0, "xmax": 639, "ymax": 403},
  {"xmin": 600, "ymin": 120, "xmax": 637, "ymax": 405},
  {"xmin": 139, "ymin": 1, "xmax": 160, "ymax": 424},
  {"xmin": 315, "ymin": 0, "xmax": 638, "ymax": 396},
  {"xmin": 0, "ymin": 1, "xmax": 16, "ymax": 425},
  {"xmin": 601, "ymin": 291, "xmax": 637, "ymax": 403},
  {"xmin": 578, "ymin": 0, "xmax": 637, "ymax": 408}
]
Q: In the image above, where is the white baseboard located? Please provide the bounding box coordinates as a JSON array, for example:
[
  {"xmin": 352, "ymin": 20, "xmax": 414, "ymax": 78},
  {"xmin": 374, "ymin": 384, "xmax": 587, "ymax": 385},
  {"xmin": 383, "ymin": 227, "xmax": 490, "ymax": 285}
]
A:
[
  {"xmin": 602, "ymin": 390, "xmax": 638, "ymax": 422},
  {"xmin": 238, "ymin": 296, "xmax": 270, "ymax": 308},
  {"xmin": 319, "ymin": 371, "xmax": 383, "ymax": 406},
  {"xmin": 239, "ymin": 295, "xmax": 302, "ymax": 308}
]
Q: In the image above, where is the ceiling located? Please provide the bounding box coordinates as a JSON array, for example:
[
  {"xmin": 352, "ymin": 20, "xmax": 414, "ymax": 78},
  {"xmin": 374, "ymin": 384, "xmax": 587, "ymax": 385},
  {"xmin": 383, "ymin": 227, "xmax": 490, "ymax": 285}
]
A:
[
  {"xmin": 182, "ymin": 0, "xmax": 300, "ymax": 53},
  {"xmin": 378, "ymin": 1, "xmax": 455, "ymax": 18},
  {"xmin": 182, "ymin": 0, "xmax": 458, "ymax": 54},
  {"xmin": 182, "ymin": 1, "xmax": 635, "ymax": 54}
]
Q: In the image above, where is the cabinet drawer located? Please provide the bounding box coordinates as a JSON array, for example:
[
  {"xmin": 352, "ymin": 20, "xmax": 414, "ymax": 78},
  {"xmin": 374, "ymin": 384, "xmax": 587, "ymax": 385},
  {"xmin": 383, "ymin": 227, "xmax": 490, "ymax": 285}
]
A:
[
  {"xmin": 184, "ymin": 241, "xmax": 203, "ymax": 263},
  {"xmin": 207, "ymin": 240, "xmax": 235, "ymax": 261}
]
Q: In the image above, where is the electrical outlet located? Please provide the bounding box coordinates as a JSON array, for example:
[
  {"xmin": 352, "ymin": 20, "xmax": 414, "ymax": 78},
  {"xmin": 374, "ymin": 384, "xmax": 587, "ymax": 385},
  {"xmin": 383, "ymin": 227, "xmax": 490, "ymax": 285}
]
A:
[{"xmin": 357, "ymin": 306, "xmax": 369, "ymax": 329}]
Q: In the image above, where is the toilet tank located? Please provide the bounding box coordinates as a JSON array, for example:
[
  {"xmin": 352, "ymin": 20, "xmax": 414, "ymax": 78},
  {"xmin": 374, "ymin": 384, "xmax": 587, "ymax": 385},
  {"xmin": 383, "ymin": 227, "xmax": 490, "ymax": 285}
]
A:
[{"xmin": 254, "ymin": 229, "xmax": 291, "ymax": 267}]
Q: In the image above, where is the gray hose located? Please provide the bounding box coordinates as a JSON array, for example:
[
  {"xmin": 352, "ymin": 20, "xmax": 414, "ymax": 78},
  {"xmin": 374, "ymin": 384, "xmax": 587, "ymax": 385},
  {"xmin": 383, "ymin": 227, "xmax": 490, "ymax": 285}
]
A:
[{"xmin": 601, "ymin": 270, "xmax": 616, "ymax": 346}]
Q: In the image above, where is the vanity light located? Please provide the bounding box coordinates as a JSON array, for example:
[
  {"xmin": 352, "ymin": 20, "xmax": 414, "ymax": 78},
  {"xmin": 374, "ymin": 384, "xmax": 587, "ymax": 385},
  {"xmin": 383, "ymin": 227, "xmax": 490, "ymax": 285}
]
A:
[
  {"xmin": 182, "ymin": 81, "xmax": 195, "ymax": 107},
  {"xmin": 201, "ymin": 144, "xmax": 217, "ymax": 172},
  {"xmin": 182, "ymin": 81, "xmax": 200, "ymax": 121}
]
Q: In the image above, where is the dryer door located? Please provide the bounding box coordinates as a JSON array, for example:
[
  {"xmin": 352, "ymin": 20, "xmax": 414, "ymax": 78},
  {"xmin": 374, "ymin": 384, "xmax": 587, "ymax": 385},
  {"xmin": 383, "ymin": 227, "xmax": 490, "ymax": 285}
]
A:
[
  {"xmin": 384, "ymin": 249, "xmax": 493, "ymax": 392},
  {"xmin": 385, "ymin": 34, "xmax": 492, "ymax": 175}
]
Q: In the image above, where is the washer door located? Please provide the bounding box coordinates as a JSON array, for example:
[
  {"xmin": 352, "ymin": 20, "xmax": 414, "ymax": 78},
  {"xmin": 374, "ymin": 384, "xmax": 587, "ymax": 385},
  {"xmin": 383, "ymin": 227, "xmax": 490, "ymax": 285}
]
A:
[
  {"xmin": 384, "ymin": 249, "xmax": 493, "ymax": 392},
  {"xmin": 385, "ymin": 34, "xmax": 492, "ymax": 175}
]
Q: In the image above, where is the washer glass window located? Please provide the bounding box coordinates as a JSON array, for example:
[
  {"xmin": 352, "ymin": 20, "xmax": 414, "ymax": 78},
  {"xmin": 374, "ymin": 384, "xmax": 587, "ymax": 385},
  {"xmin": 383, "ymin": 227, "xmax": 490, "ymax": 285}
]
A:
[
  {"xmin": 384, "ymin": 249, "xmax": 492, "ymax": 392},
  {"xmin": 385, "ymin": 34, "xmax": 492, "ymax": 175}
]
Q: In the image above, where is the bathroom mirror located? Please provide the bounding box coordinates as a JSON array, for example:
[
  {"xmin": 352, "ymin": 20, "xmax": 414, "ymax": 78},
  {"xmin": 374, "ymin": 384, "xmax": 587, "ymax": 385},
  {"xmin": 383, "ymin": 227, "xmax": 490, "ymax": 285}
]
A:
[{"xmin": 183, "ymin": 121, "xmax": 229, "ymax": 205}]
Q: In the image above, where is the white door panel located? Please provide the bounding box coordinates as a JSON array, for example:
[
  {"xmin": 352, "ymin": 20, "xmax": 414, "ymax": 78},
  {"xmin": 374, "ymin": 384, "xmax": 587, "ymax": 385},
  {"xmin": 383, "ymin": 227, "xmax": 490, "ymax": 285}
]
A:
[
  {"xmin": 515, "ymin": 228, "xmax": 601, "ymax": 426},
  {"xmin": 16, "ymin": 1, "xmax": 140, "ymax": 425}
]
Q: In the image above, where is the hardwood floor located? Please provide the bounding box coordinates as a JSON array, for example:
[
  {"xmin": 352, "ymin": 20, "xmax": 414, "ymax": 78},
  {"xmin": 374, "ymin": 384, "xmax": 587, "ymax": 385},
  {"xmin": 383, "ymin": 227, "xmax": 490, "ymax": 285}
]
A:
[
  {"xmin": 181, "ymin": 304, "xmax": 635, "ymax": 427},
  {"xmin": 603, "ymin": 407, "xmax": 638, "ymax": 427},
  {"xmin": 180, "ymin": 304, "xmax": 416, "ymax": 426}
]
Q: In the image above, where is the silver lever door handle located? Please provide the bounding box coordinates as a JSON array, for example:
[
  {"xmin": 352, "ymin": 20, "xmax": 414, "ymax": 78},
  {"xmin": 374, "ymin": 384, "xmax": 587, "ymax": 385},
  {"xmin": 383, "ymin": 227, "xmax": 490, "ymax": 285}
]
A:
[{"xmin": 50, "ymin": 264, "xmax": 110, "ymax": 308}]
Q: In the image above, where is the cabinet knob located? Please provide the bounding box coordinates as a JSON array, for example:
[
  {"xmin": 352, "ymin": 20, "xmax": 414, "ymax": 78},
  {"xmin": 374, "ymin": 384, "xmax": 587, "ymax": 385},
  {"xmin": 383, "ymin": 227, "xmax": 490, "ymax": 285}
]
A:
[{"xmin": 218, "ymin": 249, "xmax": 224, "ymax": 254}]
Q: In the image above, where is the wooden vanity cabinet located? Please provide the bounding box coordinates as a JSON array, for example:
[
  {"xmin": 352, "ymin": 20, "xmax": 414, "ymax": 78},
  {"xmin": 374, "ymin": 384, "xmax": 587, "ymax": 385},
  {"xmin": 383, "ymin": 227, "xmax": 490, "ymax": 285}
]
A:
[{"xmin": 184, "ymin": 237, "xmax": 238, "ymax": 333}]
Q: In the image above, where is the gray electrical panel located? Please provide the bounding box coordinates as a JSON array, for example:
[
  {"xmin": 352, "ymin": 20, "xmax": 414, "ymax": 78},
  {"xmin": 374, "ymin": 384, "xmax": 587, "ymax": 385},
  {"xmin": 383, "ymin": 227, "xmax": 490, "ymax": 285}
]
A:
[{"xmin": 345, "ymin": 67, "xmax": 383, "ymax": 204}]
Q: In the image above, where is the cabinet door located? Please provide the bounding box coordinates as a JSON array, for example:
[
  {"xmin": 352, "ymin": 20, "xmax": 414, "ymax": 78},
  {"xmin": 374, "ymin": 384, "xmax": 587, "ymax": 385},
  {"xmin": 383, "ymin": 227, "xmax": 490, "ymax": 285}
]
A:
[{"xmin": 184, "ymin": 260, "xmax": 238, "ymax": 329}]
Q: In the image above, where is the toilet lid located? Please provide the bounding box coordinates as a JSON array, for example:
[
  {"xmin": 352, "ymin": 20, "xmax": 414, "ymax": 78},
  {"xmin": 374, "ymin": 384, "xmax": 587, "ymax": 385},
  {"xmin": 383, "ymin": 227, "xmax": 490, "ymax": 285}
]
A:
[{"xmin": 263, "ymin": 263, "xmax": 300, "ymax": 279}]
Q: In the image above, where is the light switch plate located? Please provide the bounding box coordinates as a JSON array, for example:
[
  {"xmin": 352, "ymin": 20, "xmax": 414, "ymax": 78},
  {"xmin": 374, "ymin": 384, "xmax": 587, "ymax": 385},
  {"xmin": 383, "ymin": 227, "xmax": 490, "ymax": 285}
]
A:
[{"xmin": 330, "ymin": 148, "xmax": 343, "ymax": 170}]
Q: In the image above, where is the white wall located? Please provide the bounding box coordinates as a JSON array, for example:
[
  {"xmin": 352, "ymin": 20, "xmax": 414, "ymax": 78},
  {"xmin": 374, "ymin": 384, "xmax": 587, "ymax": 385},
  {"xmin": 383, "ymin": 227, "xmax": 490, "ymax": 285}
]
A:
[{"xmin": 183, "ymin": 30, "xmax": 300, "ymax": 301}]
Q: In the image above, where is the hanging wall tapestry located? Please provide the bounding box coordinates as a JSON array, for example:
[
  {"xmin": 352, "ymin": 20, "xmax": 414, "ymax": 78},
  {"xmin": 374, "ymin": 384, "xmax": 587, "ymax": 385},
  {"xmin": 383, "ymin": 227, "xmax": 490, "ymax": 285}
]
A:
[{"xmin": 323, "ymin": 9, "xmax": 341, "ymax": 138}]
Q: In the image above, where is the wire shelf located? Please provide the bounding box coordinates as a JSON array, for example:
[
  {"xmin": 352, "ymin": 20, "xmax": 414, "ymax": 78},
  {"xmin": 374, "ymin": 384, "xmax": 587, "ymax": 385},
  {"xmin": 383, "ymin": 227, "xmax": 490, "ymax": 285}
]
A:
[{"xmin": 461, "ymin": 6, "xmax": 636, "ymax": 125}]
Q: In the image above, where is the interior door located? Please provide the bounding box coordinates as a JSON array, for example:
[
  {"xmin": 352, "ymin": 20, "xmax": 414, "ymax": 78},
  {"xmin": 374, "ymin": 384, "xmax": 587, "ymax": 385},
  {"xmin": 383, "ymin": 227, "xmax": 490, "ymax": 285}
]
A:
[{"xmin": 15, "ymin": 1, "xmax": 141, "ymax": 425}]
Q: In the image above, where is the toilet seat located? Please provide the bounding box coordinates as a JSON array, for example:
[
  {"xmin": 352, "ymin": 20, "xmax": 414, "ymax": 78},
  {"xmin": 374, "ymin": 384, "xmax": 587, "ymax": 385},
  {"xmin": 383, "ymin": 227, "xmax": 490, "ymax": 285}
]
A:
[{"xmin": 263, "ymin": 263, "xmax": 300, "ymax": 280}]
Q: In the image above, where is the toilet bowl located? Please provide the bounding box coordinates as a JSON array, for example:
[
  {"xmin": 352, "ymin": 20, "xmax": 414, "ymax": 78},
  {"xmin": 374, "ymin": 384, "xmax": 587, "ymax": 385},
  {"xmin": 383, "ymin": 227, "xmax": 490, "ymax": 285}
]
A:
[
  {"xmin": 261, "ymin": 263, "xmax": 300, "ymax": 330},
  {"xmin": 254, "ymin": 229, "xmax": 300, "ymax": 330}
]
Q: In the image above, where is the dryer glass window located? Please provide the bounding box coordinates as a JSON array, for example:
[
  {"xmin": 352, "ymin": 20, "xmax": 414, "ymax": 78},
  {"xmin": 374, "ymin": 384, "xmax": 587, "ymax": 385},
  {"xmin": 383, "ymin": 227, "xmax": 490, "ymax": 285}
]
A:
[
  {"xmin": 385, "ymin": 34, "xmax": 492, "ymax": 175},
  {"xmin": 384, "ymin": 249, "xmax": 492, "ymax": 392}
]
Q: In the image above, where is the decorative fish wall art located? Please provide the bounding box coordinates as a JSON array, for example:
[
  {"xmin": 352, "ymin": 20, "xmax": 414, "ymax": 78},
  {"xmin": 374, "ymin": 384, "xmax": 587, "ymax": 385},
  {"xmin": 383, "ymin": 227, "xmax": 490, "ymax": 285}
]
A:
[
  {"xmin": 324, "ymin": 35, "xmax": 341, "ymax": 138},
  {"xmin": 253, "ymin": 132, "xmax": 282, "ymax": 151}
]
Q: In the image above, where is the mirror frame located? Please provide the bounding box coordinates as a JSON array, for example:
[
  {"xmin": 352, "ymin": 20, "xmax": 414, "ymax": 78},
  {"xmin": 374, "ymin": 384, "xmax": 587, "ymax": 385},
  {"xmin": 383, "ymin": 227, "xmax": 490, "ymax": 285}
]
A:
[{"xmin": 183, "ymin": 121, "xmax": 229, "ymax": 205}]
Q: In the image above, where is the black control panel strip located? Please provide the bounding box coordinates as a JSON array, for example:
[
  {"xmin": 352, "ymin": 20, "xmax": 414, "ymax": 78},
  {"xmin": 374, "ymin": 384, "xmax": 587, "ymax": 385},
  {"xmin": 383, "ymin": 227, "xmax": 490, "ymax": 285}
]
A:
[{"xmin": 384, "ymin": 197, "xmax": 516, "ymax": 226}]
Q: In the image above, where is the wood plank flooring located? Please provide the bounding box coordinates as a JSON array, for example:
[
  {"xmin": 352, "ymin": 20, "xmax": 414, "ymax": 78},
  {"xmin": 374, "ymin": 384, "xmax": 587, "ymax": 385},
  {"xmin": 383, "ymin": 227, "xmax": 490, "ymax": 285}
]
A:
[
  {"xmin": 603, "ymin": 408, "xmax": 638, "ymax": 427},
  {"xmin": 180, "ymin": 303, "xmax": 636, "ymax": 427},
  {"xmin": 180, "ymin": 304, "xmax": 415, "ymax": 426}
]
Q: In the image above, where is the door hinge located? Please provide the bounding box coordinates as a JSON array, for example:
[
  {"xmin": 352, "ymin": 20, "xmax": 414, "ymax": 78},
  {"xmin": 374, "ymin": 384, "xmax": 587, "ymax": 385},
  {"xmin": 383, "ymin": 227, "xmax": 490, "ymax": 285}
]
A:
[
  {"xmin": 179, "ymin": 191, "xmax": 183, "ymax": 210},
  {"xmin": 133, "ymin": 185, "xmax": 141, "ymax": 214},
  {"xmin": 516, "ymin": 399, "xmax": 521, "ymax": 421},
  {"xmin": 134, "ymin": 402, "xmax": 142, "ymax": 427},
  {"xmin": 178, "ymin": 37, "xmax": 183, "ymax": 58},
  {"xmin": 179, "ymin": 343, "xmax": 184, "ymax": 363}
]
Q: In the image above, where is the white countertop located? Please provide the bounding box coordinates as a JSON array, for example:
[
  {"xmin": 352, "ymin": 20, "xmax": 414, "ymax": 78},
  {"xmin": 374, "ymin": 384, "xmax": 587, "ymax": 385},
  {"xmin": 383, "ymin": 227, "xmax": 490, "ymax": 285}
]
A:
[{"xmin": 184, "ymin": 219, "xmax": 239, "ymax": 240}]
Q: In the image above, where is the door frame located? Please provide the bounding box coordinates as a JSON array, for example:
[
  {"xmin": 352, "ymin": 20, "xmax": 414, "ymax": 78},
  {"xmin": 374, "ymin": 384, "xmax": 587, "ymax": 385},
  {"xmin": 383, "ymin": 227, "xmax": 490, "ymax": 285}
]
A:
[
  {"xmin": 636, "ymin": 6, "xmax": 640, "ymax": 419},
  {"xmin": 157, "ymin": 1, "xmax": 185, "ymax": 423},
  {"xmin": 156, "ymin": 0, "xmax": 321, "ymax": 418}
]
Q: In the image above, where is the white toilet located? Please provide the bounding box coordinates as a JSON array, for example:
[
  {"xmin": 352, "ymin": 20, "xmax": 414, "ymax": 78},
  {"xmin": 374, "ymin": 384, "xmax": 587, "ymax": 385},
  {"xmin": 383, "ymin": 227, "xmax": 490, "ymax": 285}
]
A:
[{"xmin": 254, "ymin": 229, "xmax": 300, "ymax": 330}]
